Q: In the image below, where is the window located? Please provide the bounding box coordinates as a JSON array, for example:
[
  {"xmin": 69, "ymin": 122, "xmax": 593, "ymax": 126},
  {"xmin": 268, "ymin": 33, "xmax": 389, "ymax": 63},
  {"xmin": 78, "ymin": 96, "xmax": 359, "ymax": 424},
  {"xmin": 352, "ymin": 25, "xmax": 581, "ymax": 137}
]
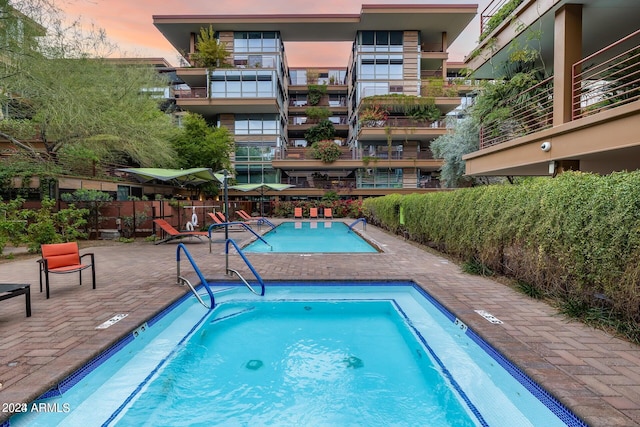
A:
[
  {"xmin": 209, "ymin": 70, "xmax": 275, "ymax": 98},
  {"xmin": 235, "ymin": 115, "xmax": 279, "ymax": 135},
  {"xmin": 359, "ymin": 31, "xmax": 403, "ymax": 52},
  {"xmin": 234, "ymin": 31, "xmax": 280, "ymax": 53}
]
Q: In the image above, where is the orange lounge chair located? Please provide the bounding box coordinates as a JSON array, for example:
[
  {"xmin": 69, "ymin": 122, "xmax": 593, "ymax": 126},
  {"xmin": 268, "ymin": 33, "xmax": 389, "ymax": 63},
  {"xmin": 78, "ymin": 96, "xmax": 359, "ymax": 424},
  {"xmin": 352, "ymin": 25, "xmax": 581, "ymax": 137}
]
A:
[
  {"xmin": 39, "ymin": 242, "xmax": 95, "ymax": 299},
  {"xmin": 323, "ymin": 208, "xmax": 333, "ymax": 219},
  {"xmin": 207, "ymin": 213, "xmax": 247, "ymax": 231},
  {"xmin": 294, "ymin": 207, "xmax": 303, "ymax": 219},
  {"xmin": 237, "ymin": 210, "xmax": 261, "ymax": 221},
  {"xmin": 153, "ymin": 218, "xmax": 208, "ymax": 244},
  {"xmin": 309, "ymin": 207, "xmax": 318, "ymax": 219}
]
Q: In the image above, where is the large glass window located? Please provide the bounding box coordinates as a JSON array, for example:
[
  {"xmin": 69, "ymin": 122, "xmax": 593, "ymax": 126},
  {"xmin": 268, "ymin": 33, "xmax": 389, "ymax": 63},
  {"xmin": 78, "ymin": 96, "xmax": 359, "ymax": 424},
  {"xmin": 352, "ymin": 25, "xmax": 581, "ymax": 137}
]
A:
[
  {"xmin": 210, "ymin": 70, "xmax": 276, "ymax": 98},
  {"xmin": 235, "ymin": 144, "xmax": 276, "ymax": 162},
  {"xmin": 359, "ymin": 31, "xmax": 403, "ymax": 52},
  {"xmin": 234, "ymin": 114, "xmax": 279, "ymax": 135},
  {"xmin": 358, "ymin": 55, "xmax": 403, "ymax": 80},
  {"xmin": 234, "ymin": 31, "xmax": 280, "ymax": 53}
]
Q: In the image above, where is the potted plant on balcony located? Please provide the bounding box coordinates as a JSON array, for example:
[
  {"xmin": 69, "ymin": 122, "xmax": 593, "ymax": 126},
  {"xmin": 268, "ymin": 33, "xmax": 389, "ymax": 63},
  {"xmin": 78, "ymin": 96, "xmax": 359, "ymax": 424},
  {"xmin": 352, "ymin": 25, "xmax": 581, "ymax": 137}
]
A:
[
  {"xmin": 310, "ymin": 140, "xmax": 342, "ymax": 163},
  {"xmin": 359, "ymin": 105, "xmax": 388, "ymax": 127},
  {"xmin": 189, "ymin": 25, "xmax": 230, "ymax": 68}
]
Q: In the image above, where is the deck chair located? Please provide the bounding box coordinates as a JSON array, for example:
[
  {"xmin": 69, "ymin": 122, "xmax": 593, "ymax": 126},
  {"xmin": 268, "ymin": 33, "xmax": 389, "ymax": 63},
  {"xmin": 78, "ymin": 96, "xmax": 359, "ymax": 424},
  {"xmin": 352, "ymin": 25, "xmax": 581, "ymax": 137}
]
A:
[
  {"xmin": 323, "ymin": 208, "xmax": 333, "ymax": 219},
  {"xmin": 294, "ymin": 207, "xmax": 303, "ymax": 219},
  {"xmin": 153, "ymin": 218, "xmax": 208, "ymax": 244},
  {"xmin": 309, "ymin": 207, "xmax": 318, "ymax": 219},
  {"xmin": 39, "ymin": 242, "xmax": 95, "ymax": 299},
  {"xmin": 207, "ymin": 213, "xmax": 247, "ymax": 231},
  {"xmin": 237, "ymin": 210, "xmax": 262, "ymax": 221}
]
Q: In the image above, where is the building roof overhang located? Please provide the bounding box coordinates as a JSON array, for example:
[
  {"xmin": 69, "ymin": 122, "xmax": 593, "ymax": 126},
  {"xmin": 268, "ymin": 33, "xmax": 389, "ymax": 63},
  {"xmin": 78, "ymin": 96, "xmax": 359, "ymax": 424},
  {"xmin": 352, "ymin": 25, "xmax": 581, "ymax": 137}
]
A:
[{"xmin": 154, "ymin": 4, "xmax": 477, "ymax": 54}]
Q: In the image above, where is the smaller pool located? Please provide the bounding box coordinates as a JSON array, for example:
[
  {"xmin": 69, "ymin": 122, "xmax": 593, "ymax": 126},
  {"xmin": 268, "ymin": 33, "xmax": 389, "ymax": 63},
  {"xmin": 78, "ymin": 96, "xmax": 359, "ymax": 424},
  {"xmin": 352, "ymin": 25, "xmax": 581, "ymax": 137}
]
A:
[{"xmin": 243, "ymin": 221, "xmax": 378, "ymax": 253}]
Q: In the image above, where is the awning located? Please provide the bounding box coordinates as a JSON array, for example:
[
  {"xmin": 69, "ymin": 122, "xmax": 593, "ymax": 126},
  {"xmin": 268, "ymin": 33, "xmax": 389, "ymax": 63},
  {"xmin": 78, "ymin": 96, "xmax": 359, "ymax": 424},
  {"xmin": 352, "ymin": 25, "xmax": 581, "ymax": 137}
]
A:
[{"xmin": 118, "ymin": 168, "xmax": 225, "ymax": 186}]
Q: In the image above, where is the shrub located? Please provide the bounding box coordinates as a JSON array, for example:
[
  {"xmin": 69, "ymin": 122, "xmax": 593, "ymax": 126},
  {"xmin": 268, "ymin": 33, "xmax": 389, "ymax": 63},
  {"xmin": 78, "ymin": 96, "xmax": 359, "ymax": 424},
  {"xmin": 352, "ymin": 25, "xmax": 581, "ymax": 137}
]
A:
[
  {"xmin": 310, "ymin": 140, "xmax": 341, "ymax": 163},
  {"xmin": 363, "ymin": 171, "xmax": 640, "ymax": 338}
]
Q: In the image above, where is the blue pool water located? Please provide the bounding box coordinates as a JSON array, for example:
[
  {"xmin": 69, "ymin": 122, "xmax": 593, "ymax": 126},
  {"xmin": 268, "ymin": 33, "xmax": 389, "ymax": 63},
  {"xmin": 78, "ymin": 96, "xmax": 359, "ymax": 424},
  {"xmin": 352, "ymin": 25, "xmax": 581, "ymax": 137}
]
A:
[
  {"xmin": 11, "ymin": 282, "xmax": 585, "ymax": 427},
  {"xmin": 243, "ymin": 221, "xmax": 378, "ymax": 253}
]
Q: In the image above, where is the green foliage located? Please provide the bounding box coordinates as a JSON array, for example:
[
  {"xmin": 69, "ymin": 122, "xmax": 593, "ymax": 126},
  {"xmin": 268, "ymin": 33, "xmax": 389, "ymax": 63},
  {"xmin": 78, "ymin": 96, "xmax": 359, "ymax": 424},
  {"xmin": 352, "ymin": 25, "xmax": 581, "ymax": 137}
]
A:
[
  {"xmin": 310, "ymin": 140, "xmax": 341, "ymax": 163},
  {"xmin": 362, "ymin": 171, "xmax": 640, "ymax": 334},
  {"xmin": 408, "ymin": 103, "xmax": 441, "ymax": 122},
  {"xmin": 321, "ymin": 190, "xmax": 339, "ymax": 202},
  {"xmin": 515, "ymin": 280, "xmax": 543, "ymax": 299},
  {"xmin": 24, "ymin": 198, "xmax": 88, "ymax": 252},
  {"xmin": 307, "ymin": 84, "xmax": 327, "ymax": 106},
  {"xmin": 305, "ymin": 106, "xmax": 331, "ymax": 121},
  {"xmin": 462, "ymin": 258, "xmax": 494, "ymax": 276},
  {"xmin": 272, "ymin": 199, "xmax": 363, "ymax": 219},
  {"xmin": 0, "ymin": 197, "xmax": 27, "ymax": 254},
  {"xmin": 361, "ymin": 94, "xmax": 440, "ymax": 114},
  {"xmin": 430, "ymin": 116, "xmax": 479, "ymax": 188},
  {"xmin": 190, "ymin": 25, "xmax": 231, "ymax": 68},
  {"xmin": 304, "ymin": 119, "xmax": 335, "ymax": 144},
  {"xmin": 478, "ymin": 0, "xmax": 525, "ymax": 42},
  {"xmin": 172, "ymin": 112, "xmax": 233, "ymax": 173}
]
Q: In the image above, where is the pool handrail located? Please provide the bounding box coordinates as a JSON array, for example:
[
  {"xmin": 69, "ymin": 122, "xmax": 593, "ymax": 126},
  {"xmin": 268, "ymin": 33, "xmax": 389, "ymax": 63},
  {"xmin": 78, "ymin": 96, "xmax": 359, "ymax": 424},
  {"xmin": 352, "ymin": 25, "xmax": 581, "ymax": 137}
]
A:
[
  {"xmin": 225, "ymin": 238, "xmax": 266, "ymax": 297},
  {"xmin": 257, "ymin": 217, "xmax": 276, "ymax": 230},
  {"xmin": 176, "ymin": 243, "xmax": 215, "ymax": 309},
  {"xmin": 348, "ymin": 218, "xmax": 367, "ymax": 232},
  {"xmin": 208, "ymin": 221, "xmax": 271, "ymax": 253}
]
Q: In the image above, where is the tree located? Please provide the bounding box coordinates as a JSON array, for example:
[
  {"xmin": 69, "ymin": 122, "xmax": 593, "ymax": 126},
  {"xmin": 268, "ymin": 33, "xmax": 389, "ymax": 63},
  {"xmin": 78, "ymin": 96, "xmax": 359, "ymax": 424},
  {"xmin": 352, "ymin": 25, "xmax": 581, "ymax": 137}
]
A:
[
  {"xmin": 304, "ymin": 119, "xmax": 335, "ymax": 145},
  {"xmin": 0, "ymin": 1, "xmax": 178, "ymax": 170},
  {"xmin": 189, "ymin": 25, "xmax": 230, "ymax": 68},
  {"xmin": 171, "ymin": 112, "xmax": 234, "ymax": 172},
  {"xmin": 431, "ymin": 116, "xmax": 479, "ymax": 188}
]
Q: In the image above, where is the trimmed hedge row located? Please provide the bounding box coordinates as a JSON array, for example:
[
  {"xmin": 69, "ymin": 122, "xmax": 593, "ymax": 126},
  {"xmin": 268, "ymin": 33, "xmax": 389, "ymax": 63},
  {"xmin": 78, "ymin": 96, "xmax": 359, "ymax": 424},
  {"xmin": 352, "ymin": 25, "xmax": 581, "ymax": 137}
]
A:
[{"xmin": 363, "ymin": 171, "xmax": 640, "ymax": 324}]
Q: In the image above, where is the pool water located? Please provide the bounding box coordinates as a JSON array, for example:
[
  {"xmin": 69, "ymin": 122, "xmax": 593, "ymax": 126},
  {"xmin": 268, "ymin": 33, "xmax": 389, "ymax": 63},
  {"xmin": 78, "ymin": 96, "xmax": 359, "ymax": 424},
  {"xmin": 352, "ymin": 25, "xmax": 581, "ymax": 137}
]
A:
[
  {"xmin": 11, "ymin": 282, "xmax": 585, "ymax": 427},
  {"xmin": 243, "ymin": 221, "xmax": 378, "ymax": 253}
]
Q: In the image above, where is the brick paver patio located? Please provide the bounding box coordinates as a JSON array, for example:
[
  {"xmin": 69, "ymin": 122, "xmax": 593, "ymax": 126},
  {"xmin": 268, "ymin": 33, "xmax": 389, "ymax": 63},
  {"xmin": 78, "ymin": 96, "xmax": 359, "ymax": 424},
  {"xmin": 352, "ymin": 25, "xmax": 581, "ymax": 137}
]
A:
[{"xmin": 1, "ymin": 221, "xmax": 639, "ymax": 426}]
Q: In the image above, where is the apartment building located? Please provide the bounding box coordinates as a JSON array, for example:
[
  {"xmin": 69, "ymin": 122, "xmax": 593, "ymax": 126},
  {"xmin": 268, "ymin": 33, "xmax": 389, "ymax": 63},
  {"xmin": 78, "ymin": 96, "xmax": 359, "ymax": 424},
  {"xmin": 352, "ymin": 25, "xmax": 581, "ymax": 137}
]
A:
[
  {"xmin": 463, "ymin": 0, "xmax": 640, "ymax": 177},
  {"xmin": 153, "ymin": 4, "xmax": 477, "ymax": 202}
]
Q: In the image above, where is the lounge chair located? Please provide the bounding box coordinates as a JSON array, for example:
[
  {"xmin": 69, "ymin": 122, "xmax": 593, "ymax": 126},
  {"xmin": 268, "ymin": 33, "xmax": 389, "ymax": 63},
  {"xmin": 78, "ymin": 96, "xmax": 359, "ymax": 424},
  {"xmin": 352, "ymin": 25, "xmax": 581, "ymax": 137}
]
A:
[
  {"xmin": 207, "ymin": 213, "xmax": 247, "ymax": 231},
  {"xmin": 294, "ymin": 207, "xmax": 303, "ymax": 219},
  {"xmin": 39, "ymin": 242, "xmax": 95, "ymax": 299},
  {"xmin": 309, "ymin": 207, "xmax": 318, "ymax": 219},
  {"xmin": 323, "ymin": 208, "xmax": 333, "ymax": 219},
  {"xmin": 153, "ymin": 218, "xmax": 208, "ymax": 244},
  {"xmin": 237, "ymin": 210, "xmax": 262, "ymax": 221}
]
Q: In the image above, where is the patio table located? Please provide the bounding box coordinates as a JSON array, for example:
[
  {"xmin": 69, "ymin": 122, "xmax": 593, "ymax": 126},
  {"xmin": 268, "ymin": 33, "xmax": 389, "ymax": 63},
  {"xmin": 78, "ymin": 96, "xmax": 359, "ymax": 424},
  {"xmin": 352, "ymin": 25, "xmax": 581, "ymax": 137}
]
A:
[{"xmin": 0, "ymin": 284, "xmax": 31, "ymax": 317}]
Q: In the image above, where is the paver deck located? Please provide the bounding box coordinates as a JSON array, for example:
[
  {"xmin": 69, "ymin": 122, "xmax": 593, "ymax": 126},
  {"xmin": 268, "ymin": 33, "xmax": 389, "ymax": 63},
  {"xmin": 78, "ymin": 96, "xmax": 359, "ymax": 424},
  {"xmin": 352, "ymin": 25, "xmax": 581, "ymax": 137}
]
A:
[{"xmin": 1, "ymin": 220, "xmax": 639, "ymax": 426}]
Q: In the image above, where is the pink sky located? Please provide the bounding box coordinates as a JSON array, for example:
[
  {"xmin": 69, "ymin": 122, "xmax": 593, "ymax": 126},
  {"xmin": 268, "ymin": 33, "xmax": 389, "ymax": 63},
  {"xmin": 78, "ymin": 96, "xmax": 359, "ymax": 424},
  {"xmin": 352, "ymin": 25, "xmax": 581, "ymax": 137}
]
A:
[{"xmin": 54, "ymin": 0, "xmax": 489, "ymax": 67}]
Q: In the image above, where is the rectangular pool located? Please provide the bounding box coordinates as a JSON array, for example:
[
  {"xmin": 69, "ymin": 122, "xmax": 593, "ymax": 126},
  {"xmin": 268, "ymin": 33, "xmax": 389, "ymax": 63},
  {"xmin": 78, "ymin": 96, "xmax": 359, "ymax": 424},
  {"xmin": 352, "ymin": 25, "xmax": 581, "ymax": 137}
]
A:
[
  {"xmin": 11, "ymin": 282, "xmax": 585, "ymax": 427},
  {"xmin": 243, "ymin": 221, "xmax": 378, "ymax": 253}
]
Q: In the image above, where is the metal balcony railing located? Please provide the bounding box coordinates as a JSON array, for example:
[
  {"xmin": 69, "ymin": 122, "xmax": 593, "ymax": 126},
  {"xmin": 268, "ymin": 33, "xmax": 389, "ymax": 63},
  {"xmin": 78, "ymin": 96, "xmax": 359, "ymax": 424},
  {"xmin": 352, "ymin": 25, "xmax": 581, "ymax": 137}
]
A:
[
  {"xmin": 572, "ymin": 29, "xmax": 640, "ymax": 120},
  {"xmin": 359, "ymin": 116, "xmax": 445, "ymax": 129},
  {"xmin": 174, "ymin": 88, "xmax": 207, "ymax": 99},
  {"xmin": 480, "ymin": 0, "xmax": 524, "ymax": 40},
  {"xmin": 479, "ymin": 76, "xmax": 554, "ymax": 149}
]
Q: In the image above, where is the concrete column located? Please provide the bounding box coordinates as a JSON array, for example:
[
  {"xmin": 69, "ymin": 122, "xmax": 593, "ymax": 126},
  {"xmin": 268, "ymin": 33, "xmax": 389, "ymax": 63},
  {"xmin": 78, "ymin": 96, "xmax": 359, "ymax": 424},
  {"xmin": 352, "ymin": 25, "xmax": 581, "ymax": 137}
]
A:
[{"xmin": 553, "ymin": 4, "xmax": 582, "ymax": 126}]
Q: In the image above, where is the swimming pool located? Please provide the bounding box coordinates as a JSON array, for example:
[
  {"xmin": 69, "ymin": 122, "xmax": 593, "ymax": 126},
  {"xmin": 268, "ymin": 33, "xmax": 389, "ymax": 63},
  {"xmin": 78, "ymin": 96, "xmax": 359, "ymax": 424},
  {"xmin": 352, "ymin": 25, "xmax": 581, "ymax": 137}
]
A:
[
  {"xmin": 11, "ymin": 282, "xmax": 585, "ymax": 426},
  {"xmin": 243, "ymin": 221, "xmax": 378, "ymax": 253}
]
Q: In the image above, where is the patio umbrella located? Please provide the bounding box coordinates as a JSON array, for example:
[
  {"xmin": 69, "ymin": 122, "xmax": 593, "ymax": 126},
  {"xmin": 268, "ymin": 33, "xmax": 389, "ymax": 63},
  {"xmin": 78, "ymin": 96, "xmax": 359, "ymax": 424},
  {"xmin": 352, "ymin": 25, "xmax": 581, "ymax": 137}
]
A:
[
  {"xmin": 228, "ymin": 183, "xmax": 294, "ymax": 217},
  {"xmin": 118, "ymin": 167, "xmax": 225, "ymax": 186}
]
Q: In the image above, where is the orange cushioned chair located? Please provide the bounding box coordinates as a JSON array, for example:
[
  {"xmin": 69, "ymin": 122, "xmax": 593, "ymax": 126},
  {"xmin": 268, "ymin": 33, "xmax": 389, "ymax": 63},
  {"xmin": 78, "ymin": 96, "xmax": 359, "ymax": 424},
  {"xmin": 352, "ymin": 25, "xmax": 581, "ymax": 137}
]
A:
[
  {"xmin": 309, "ymin": 207, "xmax": 318, "ymax": 219},
  {"xmin": 294, "ymin": 207, "xmax": 303, "ymax": 219},
  {"xmin": 39, "ymin": 242, "xmax": 95, "ymax": 299},
  {"xmin": 323, "ymin": 208, "xmax": 333, "ymax": 219}
]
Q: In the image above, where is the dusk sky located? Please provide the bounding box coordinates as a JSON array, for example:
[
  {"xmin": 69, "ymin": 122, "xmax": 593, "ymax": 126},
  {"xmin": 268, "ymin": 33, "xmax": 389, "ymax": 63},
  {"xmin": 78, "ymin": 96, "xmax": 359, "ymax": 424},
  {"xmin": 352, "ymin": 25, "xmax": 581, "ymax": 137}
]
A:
[{"xmin": 53, "ymin": 0, "xmax": 491, "ymax": 67}]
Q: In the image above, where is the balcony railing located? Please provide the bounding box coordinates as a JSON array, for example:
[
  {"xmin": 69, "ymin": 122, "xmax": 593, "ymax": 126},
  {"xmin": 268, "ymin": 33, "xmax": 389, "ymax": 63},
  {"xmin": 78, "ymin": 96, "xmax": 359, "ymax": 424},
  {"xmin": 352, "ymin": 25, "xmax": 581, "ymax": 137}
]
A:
[
  {"xmin": 174, "ymin": 88, "xmax": 207, "ymax": 99},
  {"xmin": 480, "ymin": 0, "xmax": 524, "ymax": 41},
  {"xmin": 479, "ymin": 76, "xmax": 553, "ymax": 149},
  {"xmin": 360, "ymin": 116, "xmax": 445, "ymax": 129},
  {"xmin": 572, "ymin": 29, "xmax": 640, "ymax": 120},
  {"xmin": 274, "ymin": 146, "xmax": 436, "ymax": 161}
]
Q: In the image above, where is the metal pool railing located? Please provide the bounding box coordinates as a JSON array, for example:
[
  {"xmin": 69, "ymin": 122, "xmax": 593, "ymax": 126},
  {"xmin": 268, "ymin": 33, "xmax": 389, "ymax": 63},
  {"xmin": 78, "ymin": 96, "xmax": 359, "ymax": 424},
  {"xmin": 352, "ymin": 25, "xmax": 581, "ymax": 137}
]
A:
[{"xmin": 176, "ymin": 243, "xmax": 215, "ymax": 309}]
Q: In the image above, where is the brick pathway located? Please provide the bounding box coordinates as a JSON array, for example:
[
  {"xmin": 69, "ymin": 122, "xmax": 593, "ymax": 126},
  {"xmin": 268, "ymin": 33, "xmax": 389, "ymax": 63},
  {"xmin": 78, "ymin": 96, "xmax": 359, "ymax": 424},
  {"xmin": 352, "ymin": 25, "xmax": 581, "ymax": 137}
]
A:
[{"xmin": 1, "ymin": 221, "xmax": 639, "ymax": 425}]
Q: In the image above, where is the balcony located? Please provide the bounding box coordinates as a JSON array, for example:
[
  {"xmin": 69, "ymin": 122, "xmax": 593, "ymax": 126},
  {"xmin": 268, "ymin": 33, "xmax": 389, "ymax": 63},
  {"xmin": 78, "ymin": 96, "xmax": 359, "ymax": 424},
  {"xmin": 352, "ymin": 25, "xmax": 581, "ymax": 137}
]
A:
[
  {"xmin": 358, "ymin": 116, "xmax": 447, "ymax": 141},
  {"xmin": 572, "ymin": 29, "xmax": 640, "ymax": 120},
  {"xmin": 479, "ymin": 76, "xmax": 554, "ymax": 149}
]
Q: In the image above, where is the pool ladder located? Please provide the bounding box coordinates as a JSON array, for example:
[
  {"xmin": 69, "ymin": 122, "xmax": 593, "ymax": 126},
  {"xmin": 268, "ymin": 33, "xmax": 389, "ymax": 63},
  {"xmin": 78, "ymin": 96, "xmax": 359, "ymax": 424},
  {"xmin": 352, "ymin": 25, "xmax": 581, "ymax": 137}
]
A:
[
  {"xmin": 348, "ymin": 218, "xmax": 367, "ymax": 231},
  {"xmin": 176, "ymin": 243, "xmax": 216, "ymax": 309},
  {"xmin": 225, "ymin": 238, "xmax": 265, "ymax": 297},
  {"xmin": 176, "ymin": 241, "xmax": 265, "ymax": 310},
  {"xmin": 208, "ymin": 222, "xmax": 272, "ymax": 252}
]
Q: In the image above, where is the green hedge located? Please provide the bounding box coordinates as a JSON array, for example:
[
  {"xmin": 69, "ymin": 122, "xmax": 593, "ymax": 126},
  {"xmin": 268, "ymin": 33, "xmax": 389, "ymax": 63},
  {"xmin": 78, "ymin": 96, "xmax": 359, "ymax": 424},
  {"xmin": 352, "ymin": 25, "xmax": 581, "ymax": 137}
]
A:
[{"xmin": 363, "ymin": 171, "xmax": 640, "ymax": 325}]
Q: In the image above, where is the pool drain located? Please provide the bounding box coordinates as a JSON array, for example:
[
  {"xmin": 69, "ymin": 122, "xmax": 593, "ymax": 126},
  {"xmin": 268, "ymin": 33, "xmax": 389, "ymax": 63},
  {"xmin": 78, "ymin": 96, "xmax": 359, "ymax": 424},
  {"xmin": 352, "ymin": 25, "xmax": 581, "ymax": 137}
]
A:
[
  {"xmin": 343, "ymin": 356, "xmax": 363, "ymax": 369},
  {"xmin": 246, "ymin": 359, "xmax": 263, "ymax": 370}
]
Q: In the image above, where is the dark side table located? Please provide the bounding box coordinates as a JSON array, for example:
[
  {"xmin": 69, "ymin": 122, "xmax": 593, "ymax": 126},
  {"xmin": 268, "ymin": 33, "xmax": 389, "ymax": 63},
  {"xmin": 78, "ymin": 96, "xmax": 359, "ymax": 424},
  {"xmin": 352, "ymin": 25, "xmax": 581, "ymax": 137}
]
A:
[{"xmin": 0, "ymin": 284, "xmax": 31, "ymax": 317}]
